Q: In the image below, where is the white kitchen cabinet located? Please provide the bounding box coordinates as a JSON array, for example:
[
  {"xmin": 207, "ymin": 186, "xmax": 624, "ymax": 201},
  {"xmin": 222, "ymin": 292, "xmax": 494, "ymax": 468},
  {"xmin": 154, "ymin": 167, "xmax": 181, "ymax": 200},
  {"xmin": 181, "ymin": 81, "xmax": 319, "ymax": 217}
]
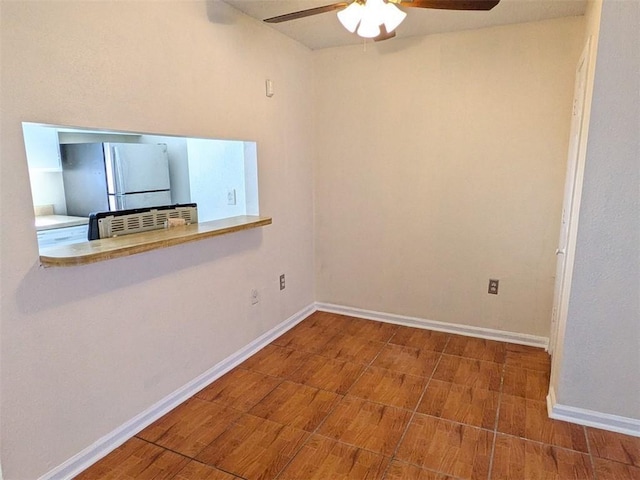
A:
[
  {"xmin": 22, "ymin": 123, "xmax": 62, "ymax": 170},
  {"xmin": 37, "ymin": 225, "xmax": 88, "ymax": 249}
]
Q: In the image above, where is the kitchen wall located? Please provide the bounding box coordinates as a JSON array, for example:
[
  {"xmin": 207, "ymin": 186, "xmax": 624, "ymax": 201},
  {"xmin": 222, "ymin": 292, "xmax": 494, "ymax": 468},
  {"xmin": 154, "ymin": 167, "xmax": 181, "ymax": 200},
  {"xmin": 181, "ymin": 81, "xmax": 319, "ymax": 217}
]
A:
[
  {"xmin": 0, "ymin": 2, "xmax": 315, "ymax": 478},
  {"xmin": 28, "ymin": 170, "xmax": 68, "ymax": 216},
  {"xmin": 139, "ymin": 134, "xmax": 191, "ymax": 205},
  {"xmin": 186, "ymin": 137, "xmax": 252, "ymax": 221},
  {"xmin": 554, "ymin": 0, "xmax": 640, "ymax": 421},
  {"xmin": 314, "ymin": 16, "xmax": 584, "ymax": 338}
]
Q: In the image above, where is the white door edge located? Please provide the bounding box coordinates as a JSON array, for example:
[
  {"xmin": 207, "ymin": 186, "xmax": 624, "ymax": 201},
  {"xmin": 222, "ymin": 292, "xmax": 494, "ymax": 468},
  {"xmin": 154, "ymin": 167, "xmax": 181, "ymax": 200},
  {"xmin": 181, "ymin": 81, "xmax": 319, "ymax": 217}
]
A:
[{"xmin": 549, "ymin": 36, "xmax": 594, "ymax": 386}]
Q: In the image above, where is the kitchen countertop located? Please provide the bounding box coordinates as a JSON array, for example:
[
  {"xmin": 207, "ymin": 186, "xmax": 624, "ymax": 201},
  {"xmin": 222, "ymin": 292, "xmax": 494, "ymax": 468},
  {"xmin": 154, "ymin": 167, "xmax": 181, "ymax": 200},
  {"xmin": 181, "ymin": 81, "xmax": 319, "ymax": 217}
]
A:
[
  {"xmin": 39, "ymin": 215, "xmax": 272, "ymax": 267},
  {"xmin": 35, "ymin": 215, "xmax": 89, "ymax": 231}
]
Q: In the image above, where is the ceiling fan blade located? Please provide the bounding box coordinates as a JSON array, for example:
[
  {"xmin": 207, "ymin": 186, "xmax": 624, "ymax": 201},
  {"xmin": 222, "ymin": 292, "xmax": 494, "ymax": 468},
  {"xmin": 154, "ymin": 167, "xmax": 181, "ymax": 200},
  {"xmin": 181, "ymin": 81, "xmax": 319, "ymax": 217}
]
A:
[
  {"xmin": 264, "ymin": 2, "xmax": 349, "ymax": 23},
  {"xmin": 396, "ymin": 0, "xmax": 499, "ymax": 11}
]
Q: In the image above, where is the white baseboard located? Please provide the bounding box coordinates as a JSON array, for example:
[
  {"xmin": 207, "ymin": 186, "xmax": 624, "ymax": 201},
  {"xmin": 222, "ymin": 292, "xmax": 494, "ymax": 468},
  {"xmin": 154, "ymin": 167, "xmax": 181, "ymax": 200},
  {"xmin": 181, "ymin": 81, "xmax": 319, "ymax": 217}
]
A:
[
  {"xmin": 39, "ymin": 303, "xmax": 315, "ymax": 480},
  {"xmin": 315, "ymin": 302, "xmax": 549, "ymax": 349},
  {"xmin": 547, "ymin": 386, "xmax": 640, "ymax": 437}
]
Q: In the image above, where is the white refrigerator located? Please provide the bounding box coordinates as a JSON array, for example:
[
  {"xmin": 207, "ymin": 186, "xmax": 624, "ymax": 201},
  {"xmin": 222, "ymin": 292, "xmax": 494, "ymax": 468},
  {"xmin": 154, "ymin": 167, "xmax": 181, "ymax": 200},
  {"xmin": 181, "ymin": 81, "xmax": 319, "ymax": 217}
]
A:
[{"xmin": 61, "ymin": 142, "xmax": 172, "ymax": 217}]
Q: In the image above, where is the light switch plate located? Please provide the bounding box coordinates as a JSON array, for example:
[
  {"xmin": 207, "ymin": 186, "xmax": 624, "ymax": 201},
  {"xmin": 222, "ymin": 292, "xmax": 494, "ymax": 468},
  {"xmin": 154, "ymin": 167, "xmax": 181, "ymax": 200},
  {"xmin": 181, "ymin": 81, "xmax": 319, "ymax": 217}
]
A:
[{"xmin": 227, "ymin": 189, "xmax": 236, "ymax": 205}]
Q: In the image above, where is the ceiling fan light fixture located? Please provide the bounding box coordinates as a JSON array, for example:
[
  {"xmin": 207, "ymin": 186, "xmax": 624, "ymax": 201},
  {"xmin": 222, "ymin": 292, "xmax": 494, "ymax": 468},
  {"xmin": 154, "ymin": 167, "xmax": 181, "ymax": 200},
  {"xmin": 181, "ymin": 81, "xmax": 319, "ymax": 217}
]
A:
[
  {"xmin": 356, "ymin": 0, "xmax": 385, "ymax": 38},
  {"xmin": 340, "ymin": 0, "xmax": 405, "ymax": 39},
  {"xmin": 337, "ymin": 1, "xmax": 364, "ymax": 33},
  {"xmin": 357, "ymin": 17, "xmax": 380, "ymax": 38},
  {"xmin": 382, "ymin": 2, "xmax": 406, "ymax": 33}
]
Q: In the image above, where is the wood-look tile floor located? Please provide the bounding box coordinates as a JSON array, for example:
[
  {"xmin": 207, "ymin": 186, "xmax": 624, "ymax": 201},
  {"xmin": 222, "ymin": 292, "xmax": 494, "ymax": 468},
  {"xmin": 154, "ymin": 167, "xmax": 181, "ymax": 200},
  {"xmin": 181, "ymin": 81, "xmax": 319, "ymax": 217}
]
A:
[{"xmin": 75, "ymin": 312, "xmax": 640, "ymax": 480}]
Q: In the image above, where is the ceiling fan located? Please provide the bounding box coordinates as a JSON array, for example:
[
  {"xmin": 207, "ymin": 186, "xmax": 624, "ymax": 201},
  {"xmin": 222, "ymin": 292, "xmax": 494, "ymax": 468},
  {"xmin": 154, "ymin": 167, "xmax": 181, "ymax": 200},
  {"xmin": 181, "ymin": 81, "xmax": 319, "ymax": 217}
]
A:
[{"xmin": 264, "ymin": 0, "xmax": 500, "ymax": 42}]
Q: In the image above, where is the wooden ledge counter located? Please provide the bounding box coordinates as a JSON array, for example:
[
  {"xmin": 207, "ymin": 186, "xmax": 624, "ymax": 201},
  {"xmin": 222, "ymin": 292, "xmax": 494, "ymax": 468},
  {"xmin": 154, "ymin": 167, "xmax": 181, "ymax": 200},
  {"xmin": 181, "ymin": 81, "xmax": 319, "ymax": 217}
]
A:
[{"xmin": 39, "ymin": 215, "xmax": 272, "ymax": 267}]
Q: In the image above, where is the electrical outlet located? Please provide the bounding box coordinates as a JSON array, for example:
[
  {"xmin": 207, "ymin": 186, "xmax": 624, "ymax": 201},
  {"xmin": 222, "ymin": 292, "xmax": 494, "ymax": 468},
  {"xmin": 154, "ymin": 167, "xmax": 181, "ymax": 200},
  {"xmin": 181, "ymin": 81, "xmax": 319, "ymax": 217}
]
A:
[
  {"xmin": 279, "ymin": 274, "xmax": 285, "ymax": 291},
  {"xmin": 227, "ymin": 189, "xmax": 236, "ymax": 205},
  {"xmin": 488, "ymin": 279, "xmax": 499, "ymax": 295},
  {"xmin": 251, "ymin": 288, "xmax": 259, "ymax": 305}
]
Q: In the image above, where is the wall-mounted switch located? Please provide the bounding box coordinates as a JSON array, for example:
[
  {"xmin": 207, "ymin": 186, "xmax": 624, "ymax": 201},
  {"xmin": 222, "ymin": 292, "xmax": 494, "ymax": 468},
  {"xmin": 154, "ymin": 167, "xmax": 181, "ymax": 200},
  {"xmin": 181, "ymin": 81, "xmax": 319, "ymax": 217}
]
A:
[
  {"xmin": 279, "ymin": 274, "xmax": 285, "ymax": 291},
  {"xmin": 488, "ymin": 279, "xmax": 499, "ymax": 295},
  {"xmin": 265, "ymin": 79, "xmax": 274, "ymax": 98}
]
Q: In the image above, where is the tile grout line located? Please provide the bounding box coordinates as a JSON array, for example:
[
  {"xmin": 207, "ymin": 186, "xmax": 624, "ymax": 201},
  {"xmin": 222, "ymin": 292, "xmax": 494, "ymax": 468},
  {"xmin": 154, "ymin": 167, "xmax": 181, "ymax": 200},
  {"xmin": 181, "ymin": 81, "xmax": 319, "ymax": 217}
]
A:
[
  {"xmin": 202, "ymin": 320, "xmax": 361, "ymax": 480},
  {"xmin": 132, "ymin": 436, "xmax": 251, "ymax": 480},
  {"xmin": 192, "ymin": 365, "xmax": 288, "ymax": 470},
  {"xmin": 174, "ymin": 330, "xmax": 550, "ymax": 480},
  {"xmin": 271, "ymin": 320, "xmax": 403, "ymax": 480},
  {"xmin": 141, "ymin": 343, "xmax": 300, "ymax": 479},
  {"xmin": 487, "ymin": 361, "xmax": 507, "ymax": 480},
  {"xmin": 277, "ymin": 335, "xmax": 550, "ymax": 377},
  {"xmin": 378, "ymin": 405, "xmax": 629, "ymax": 462},
  {"xmin": 78, "ymin": 315, "xmax": 572, "ymax": 480},
  {"xmin": 378, "ymin": 335, "xmax": 451, "ymax": 480},
  {"xmin": 144, "ymin": 319, "xmax": 549, "ymax": 479},
  {"xmin": 272, "ymin": 328, "xmax": 520, "ymax": 476},
  {"xmin": 484, "ymin": 431, "xmax": 597, "ymax": 454},
  {"xmin": 306, "ymin": 430, "xmax": 466, "ymax": 479},
  {"xmin": 584, "ymin": 425, "xmax": 598, "ymax": 480},
  {"xmin": 270, "ymin": 320, "xmax": 457, "ymax": 479}
]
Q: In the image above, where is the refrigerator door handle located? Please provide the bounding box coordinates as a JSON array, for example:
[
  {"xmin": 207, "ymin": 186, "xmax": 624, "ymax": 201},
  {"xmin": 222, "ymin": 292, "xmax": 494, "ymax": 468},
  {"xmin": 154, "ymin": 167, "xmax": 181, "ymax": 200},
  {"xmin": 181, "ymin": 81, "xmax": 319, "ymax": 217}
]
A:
[{"xmin": 103, "ymin": 143, "xmax": 117, "ymax": 195}]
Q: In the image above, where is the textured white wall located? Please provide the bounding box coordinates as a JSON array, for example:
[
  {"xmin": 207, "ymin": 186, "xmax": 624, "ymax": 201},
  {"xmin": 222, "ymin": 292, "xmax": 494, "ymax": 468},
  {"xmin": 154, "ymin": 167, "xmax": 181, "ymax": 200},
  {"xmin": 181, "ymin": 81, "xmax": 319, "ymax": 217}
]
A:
[
  {"xmin": 0, "ymin": 2, "xmax": 315, "ymax": 478},
  {"xmin": 313, "ymin": 17, "xmax": 584, "ymax": 337},
  {"xmin": 557, "ymin": 0, "xmax": 640, "ymax": 420}
]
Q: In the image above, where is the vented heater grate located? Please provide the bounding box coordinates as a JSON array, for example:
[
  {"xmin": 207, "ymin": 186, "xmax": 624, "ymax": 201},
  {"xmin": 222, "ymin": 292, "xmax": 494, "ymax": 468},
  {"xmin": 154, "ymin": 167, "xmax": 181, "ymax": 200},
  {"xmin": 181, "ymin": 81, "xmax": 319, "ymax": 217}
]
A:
[{"xmin": 88, "ymin": 204, "xmax": 198, "ymax": 240}]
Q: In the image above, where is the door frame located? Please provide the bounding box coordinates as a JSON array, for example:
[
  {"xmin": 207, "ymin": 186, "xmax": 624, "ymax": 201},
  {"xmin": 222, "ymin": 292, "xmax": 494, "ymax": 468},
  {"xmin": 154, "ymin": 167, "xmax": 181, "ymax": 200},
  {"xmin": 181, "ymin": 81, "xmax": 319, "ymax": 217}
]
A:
[{"xmin": 548, "ymin": 37, "xmax": 593, "ymax": 385}]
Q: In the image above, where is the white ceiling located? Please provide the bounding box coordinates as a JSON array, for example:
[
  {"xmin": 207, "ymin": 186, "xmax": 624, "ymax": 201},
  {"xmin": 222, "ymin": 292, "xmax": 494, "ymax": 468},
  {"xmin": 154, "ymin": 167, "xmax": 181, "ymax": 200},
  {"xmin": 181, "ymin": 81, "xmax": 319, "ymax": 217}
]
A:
[{"xmin": 223, "ymin": 0, "xmax": 586, "ymax": 50}]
